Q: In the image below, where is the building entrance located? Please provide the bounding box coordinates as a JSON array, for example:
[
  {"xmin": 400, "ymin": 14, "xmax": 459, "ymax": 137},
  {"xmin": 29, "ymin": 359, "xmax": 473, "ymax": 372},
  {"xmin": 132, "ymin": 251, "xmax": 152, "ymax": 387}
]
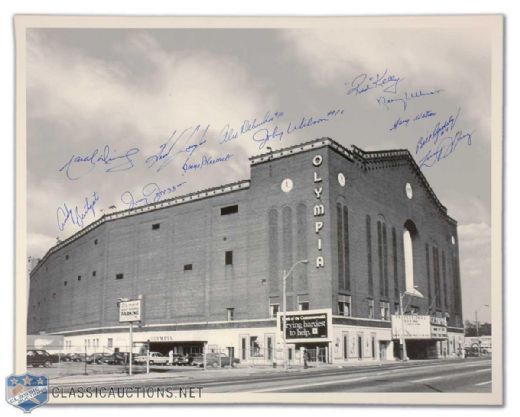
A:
[{"xmin": 295, "ymin": 342, "xmax": 330, "ymax": 364}]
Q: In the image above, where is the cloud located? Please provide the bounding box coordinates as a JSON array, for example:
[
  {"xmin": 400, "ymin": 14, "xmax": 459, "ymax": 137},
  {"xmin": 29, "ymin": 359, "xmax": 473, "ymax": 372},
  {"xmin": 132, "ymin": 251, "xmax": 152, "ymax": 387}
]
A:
[
  {"xmin": 280, "ymin": 26, "xmax": 491, "ymax": 141},
  {"xmin": 457, "ymin": 222, "xmax": 492, "ymax": 322},
  {"xmin": 26, "ymin": 30, "xmax": 277, "ymax": 257}
]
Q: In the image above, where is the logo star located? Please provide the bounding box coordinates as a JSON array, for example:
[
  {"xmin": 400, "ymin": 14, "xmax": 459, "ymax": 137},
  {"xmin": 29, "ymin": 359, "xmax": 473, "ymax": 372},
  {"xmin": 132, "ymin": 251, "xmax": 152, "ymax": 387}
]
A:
[
  {"xmin": 37, "ymin": 377, "xmax": 44, "ymax": 385},
  {"xmin": 9, "ymin": 377, "xmax": 18, "ymax": 385},
  {"xmin": 23, "ymin": 375, "xmax": 32, "ymax": 385}
]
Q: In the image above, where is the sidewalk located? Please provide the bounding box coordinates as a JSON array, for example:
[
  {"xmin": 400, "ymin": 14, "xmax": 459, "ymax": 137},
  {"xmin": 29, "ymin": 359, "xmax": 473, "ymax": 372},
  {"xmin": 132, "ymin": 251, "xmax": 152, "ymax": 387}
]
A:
[{"xmin": 49, "ymin": 357, "xmax": 473, "ymax": 386}]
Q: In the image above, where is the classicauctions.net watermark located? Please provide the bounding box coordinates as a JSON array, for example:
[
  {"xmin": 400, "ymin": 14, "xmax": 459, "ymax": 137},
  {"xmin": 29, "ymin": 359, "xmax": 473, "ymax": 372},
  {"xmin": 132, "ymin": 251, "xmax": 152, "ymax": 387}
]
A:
[{"xmin": 50, "ymin": 386, "xmax": 204, "ymax": 399}]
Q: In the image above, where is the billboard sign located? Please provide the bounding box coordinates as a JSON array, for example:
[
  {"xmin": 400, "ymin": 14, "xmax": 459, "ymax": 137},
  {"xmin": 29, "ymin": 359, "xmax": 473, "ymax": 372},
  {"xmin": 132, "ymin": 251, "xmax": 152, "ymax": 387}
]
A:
[
  {"xmin": 278, "ymin": 309, "xmax": 331, "ymax": 341},
  {"xmin": 119, "ymin": 299, "xmax": 141, "ymax": 322},
  {"xmin": 391, "ymin": 315, "xmax": 431, "ymax": 339}
]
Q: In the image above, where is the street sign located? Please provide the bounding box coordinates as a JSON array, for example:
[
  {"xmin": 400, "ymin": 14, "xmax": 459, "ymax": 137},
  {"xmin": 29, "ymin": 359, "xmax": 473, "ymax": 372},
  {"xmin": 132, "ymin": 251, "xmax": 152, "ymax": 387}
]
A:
[{"xmin": 119, "ymin": 299, "xmax": 141, "ymax": 322}]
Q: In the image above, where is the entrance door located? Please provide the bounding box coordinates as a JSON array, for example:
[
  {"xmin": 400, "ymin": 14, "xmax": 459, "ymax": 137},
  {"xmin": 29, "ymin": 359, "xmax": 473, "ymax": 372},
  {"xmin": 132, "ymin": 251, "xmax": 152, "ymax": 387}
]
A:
[
  {"xmin": 357, "ymin": 335, "xmax": 363, "ymax": 359},
  {"xmin": 266, "ymin": 336, "xmax": 273, "ymax": 361},
  {"xmin": 379, "ymin": 341, "xmax": 387, "ymax": 360},
  {"xmin": 343, "ymin": 334, "xmax": 348, "ymax": 360},
  {"xmin": 227, "ymin": 347, "xmax": 235, "ymax": 359}
]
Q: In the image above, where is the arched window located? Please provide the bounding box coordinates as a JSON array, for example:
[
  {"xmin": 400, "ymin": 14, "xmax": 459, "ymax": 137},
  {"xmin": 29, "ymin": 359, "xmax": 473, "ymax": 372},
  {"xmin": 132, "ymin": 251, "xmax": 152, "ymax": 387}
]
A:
[{"xmin": 403, "ymin": 220, "xmax": 418, "ymax": 292}]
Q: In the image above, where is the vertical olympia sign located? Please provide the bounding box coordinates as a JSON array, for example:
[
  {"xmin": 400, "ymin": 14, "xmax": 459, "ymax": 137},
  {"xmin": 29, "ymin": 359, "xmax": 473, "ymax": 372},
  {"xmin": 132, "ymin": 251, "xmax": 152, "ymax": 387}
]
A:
[{"xmin": 312, "ymin": 154, "xmax": 325, "ymax": 268}]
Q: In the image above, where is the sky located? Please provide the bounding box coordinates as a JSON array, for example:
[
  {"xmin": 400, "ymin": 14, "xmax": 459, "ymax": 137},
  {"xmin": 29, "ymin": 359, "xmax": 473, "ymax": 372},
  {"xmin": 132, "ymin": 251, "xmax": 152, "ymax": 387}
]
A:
[{"xmin": 25, "ymin": 22, "xmax": 494, "ymax": 323}]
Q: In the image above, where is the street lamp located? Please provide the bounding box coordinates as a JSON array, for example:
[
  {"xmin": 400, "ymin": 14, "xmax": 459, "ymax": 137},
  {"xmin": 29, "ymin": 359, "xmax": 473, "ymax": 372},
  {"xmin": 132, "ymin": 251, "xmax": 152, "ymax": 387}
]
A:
[
  {"xmin": 282, "ymin": 259, "xmax": 309, "ymax": 370},
  {"xmin": 399, "ymin": 286, "xmax": 424, "ymax": 361},
  {"xmin": 475, "ymin": 304, "xmax": 489, "ymax": 357}
]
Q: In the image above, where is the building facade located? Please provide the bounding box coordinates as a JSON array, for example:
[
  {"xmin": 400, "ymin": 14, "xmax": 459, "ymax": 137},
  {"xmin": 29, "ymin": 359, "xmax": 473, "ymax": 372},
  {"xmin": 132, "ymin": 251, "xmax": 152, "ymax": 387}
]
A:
[{"xmin": 28, "ymin": 138, "xmax": 464, "ymax": 364}]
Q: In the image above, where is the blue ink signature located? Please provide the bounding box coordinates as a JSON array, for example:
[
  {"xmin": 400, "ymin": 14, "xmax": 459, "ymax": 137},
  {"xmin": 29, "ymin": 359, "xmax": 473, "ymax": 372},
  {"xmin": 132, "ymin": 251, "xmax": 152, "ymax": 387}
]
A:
[
  {"xmin": 219, "ymin": 111, "xmax": 284, "ymax": 145},
  {"xmin": 56, "ymin": 192, "xmax": 100, "ymax": 231},
  {"xmin": 58, "ymin": 146, "xmax": 140, "ymax": 181},
  {"xmin": 418, "ymin": 130, "xmax": 473, "ymax": 169},
  {"xmin": 414, "ymin": 108, "xmax": 473, "ymax": 168},
  {"xmin": 145, "ymin": 124, "xmax": 209, "ymax": 173},
  {"xmin": 252, "ymin": 126, "xmax": 285, "ymax": 150},
  {"xmin": 377, "ymin": 89, "xmax": 443, "ymax": 111},
  {"xmin": 389, "ymin": 110, "xmax": 437, "ymax": 132},
  {"xmin": 252, "ymin": 109, "xmax": 345, "ymax": 150},
  {"xmin": 120, "ymin": 181, "xmax": 187, "ymax": 209},
  {"xmin": 182, "ymin": 153, "xmax": 233, "ymax": 174},
  {"xmin": 346, "ymin": 70, "xmax": 403, "ymax": 96},
  {"xmin": 416, "ymin": 108, "xmax": 460, "ymax": 154}
]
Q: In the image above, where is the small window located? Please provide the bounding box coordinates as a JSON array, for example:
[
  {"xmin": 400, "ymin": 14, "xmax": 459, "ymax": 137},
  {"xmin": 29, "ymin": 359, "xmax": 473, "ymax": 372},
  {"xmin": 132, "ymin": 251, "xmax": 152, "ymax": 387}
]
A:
[
  {"xmin": 298, "ymin": 302, "xmax": 310, "ymax": 311},
  {"xmin": 221, "ymin": 205, "xmax": 239, "ymax": 216},
  {"xmin": 227, "ymin": 308, "xmax": 235, "ymax": 321},
  {"xmin": 94, "ymin": 239, "xmax": 98, "ymax": 245},
  {"xmin": 152, "ymin": 223, "xmax": 160, "ymax": 230},
  {"xmin": 77, "ymin": 275, "xmax": 81, "ymax": 281},
  {"xmin": 338, "ymin": 295, "xmax": 352, "ymax": 317},
  {"xmin": 107, "ymin": 338, "xmax": 113, "ymax": 348},
  {"xmin": 184, "ymin": 264, "xmax": 193, "ymax": 271},
  {"xmin": 64, "ymin": 281, "xmax": 67, "ymax": 286},
  {"xmin": 338, "ymin": 301, "xmax": 351, "ymax": 316},
  {"xmin": 92, "ymin": 271, "xmax": 96, "ymax": 277},
  {"xmin": 368, "ymin": 299, "xmax": 374, "ymax": 319},
  {"xmin": 225, "ymin": 251, "xmax": 233, "ymax": 266},
  {"xmin": 115, "ymin": 273, "xmax": 124, "ymax": 280},
  {"xmin": 269, "ymin": 304, "xmax": 279, "ymax": 318},
  {"xmin": 380, "ymin": 301, "xmax": 390, "ymax": 321},
  {"xmin": 65, "ymin": 255, "xmax": 69, "ymax": 260}
]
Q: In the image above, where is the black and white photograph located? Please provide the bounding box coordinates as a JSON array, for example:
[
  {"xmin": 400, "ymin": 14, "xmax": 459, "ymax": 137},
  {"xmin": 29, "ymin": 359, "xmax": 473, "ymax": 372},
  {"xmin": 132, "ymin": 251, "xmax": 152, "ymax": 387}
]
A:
[{"xmin": 13, "ymin": 14, "xmax": 503, "ymax": 407}]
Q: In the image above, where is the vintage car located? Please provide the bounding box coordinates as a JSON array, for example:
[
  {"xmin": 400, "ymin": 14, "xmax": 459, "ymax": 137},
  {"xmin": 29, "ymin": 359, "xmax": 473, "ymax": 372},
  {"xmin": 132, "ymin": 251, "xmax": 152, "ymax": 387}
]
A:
[
  {"xmin": 134, "ymin": 351, "xmax": 170, "ymax": 365},
  {"xmin": 26, "ymin": 350, "xmax": 59, "ymax": 367},
  {"xmin": 191, "ymin": 353, "xmax": 240, "ymax": 368},
  {"xmin": 101, "ymin": 352, "xmax": 127, "ymax": 365}
]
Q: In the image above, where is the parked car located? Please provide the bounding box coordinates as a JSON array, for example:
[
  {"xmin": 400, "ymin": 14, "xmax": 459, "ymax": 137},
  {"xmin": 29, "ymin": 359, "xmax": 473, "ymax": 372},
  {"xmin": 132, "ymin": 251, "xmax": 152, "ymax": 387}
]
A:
[
  {"xmin": 192, "ymin": 353, "xmax": 240, "ymax": 368},
  {"xmin": 85, "ymin": 353, "xmax": 110, "ymax": 364},
  {"xmin": 53, "ymin": 352, "xmax": 71, "ymax": 362},
  {"xmin": 169, "ymin": 354, "xmax": 190, "ymax": 366},
  {"xmin": 464, "ymin": 347, "xmax": 480, "ymax": 357},
  {"xmin": 26, "ymin": 349, "xmax": 59, "ymax": 367},
  {"xmin": 67, "ymin": 353, "xmax": 86, "ymax": 362},
  {"xmin": 134, "ymin": 352, "xmax": 170, "ymax": 365},
  {"xmin": 101, "ymin": 352, "xmax": 127, "ymax": 365},
  {"xmin": 186, "ymin": 354, "xmax": 199, "ymax": 366}
]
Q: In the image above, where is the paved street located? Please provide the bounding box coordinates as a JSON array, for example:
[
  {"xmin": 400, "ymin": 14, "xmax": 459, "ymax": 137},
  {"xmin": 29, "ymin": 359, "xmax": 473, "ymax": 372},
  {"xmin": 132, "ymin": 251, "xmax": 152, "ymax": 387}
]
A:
[{"xmin": 49, "ymin": 357, "xmax": 492, "ymax": 393}]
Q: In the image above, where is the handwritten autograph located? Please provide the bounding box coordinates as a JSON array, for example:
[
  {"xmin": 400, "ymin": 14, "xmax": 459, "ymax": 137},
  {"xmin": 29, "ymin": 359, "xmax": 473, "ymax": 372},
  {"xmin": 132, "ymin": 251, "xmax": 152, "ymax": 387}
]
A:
[
  {"xmin": 56, "ymin": 192, "xmax": 100, "ymax": 231},
  {"xmin": 120, "ymin": 181, "xmax": 187, "ymax": 209},
  {"xmin": 145, "ymin": 124, "xmax": 209, "ymax": 173},
  {"xmin": 415, "ymin": 108, "xmax": 473, "ymax": 169},
  {"xmin": 389, "ymin": 110, "xmax": 437, "ymax": 131},
  {"xmin": 345, "ymin": 70, "xmax": 403, "ymax": 96},
  {"xmin": 252, "ymin": 109, "xmax": 345, "ymax": 150},
  {"xmin": 58, "ymin": 146, "xmax": 139, "ymax": 181},
  {"xmin": 377, "ymin": 89, "xmax": 443, "ymax": 111}
]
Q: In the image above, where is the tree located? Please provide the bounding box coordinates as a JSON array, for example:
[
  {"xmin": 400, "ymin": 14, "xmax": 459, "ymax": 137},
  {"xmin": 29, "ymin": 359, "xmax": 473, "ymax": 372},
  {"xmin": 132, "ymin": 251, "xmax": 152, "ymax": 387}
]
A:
[{"xmin": 464, "ymin": 320, "xmax": 491, "ymax": 337}]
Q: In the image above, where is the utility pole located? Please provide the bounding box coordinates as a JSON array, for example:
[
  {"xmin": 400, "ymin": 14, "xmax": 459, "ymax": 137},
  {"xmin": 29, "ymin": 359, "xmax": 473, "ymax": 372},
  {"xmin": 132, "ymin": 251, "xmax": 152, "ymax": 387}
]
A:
[
  {"xmin": 281, "ymin": 260, "xmax": 309, "ymax": 371},
  {"xmin": 282, "ymin": 269, "xmax": 287, "ymax": 371},
  {"xmin": 129, "ymin": 321, "xmax": 133, "ymax": 375}
]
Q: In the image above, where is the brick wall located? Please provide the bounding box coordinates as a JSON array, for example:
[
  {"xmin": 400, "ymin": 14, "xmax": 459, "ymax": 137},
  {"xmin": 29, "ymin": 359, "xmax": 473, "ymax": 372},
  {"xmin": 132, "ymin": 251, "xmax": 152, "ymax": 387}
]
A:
[{"xmin": 27, "ymin": 140, "xmax": 463, "ymax": 334}]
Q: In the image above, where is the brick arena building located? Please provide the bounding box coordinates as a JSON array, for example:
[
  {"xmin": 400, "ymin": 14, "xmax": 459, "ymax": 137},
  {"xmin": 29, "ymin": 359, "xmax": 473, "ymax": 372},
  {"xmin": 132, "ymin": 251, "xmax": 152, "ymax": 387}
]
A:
[{"xmin": 28, "ymin": 138, "xmax": 464, "ymax": 364}]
